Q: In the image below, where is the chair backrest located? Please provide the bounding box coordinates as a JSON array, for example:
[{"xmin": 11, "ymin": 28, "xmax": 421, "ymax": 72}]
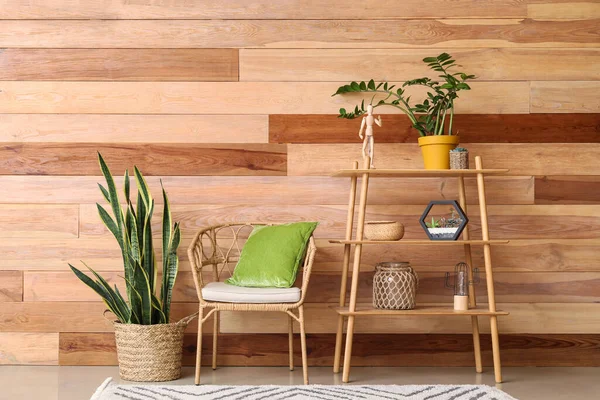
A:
[
  {"xmin": 188, "ymin": 223, "xmax": 257, "ymax": 283},
  {"xmin": 187, "ymin": 223, "xmax": 317, "ymax": 302}
]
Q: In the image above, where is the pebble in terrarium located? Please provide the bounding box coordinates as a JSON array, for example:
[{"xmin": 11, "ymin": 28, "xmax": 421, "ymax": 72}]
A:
[{"xmin": 425, "ymin": 207, "xmax": 464, "ymax": 240}]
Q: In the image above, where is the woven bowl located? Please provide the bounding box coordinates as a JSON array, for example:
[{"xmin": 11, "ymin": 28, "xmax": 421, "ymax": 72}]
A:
[{"xmin": 364, "ymin": 221, "xmax": 404, "ymax": 241}]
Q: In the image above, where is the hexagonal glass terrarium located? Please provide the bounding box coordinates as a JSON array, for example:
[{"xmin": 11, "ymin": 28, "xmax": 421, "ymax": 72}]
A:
[{"xmin": 419, "ymin": 200, "xmax": 468, "ymax": 241}]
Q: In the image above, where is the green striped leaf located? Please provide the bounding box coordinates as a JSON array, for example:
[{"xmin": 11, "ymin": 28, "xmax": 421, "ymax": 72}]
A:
[
  {"xmin": 98, "ymin": 183, "xmax": 110, "ymax": 203},
  {"xmin": 83, "ymin": 262, "xmax": 131, "ymax": 323},
  {"xmin": 134, "ymin": 166, "xmax": 152, "ymax": 209},
  {"xmin": 142, "ymin": 199, "xmax": 156, "ymax": 295},
  {"xmin": 98, "ymin": 152, "xmax": 124, "ymax": 233},
  {"xmin": 124, "ymin": 169, "xmax": 130, "ymax": 202},
  {"xmin": 160, "ymin": 182, "xmax": 175, "ymax": 321},
  {"xmin": 69, "ymin": 264, "xmax": 128, "ymax": 323},
  {"xmin": 127, "ymin": 207, "xmax": 141, "ymax": 264},
  {"xmin": 97, "ymin": 204, "xmax": 122, "ymax": 249},
  {"xmin": 162, "ymin": 222, "xmax": 180, "ymax": 322}
]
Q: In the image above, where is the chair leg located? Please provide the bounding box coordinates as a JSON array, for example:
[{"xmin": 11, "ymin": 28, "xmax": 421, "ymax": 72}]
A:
[
  {"xmin": 195, "ymin": 307, "xmax": 204, "ymax": 385},
  {"xmin": 212, "ymin": 311, "xmax": 219, "ymax": 370},
  {"xmin": 298, "ymin": 306, "xmax": 309, "ymax": 385},
  {"xmin": 288, "ymin": 314, "xmax": 294, "ymax": 371}
]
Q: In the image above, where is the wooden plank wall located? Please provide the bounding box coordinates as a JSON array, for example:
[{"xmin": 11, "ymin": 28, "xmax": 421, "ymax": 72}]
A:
[{"xmin": 1, "ymin": 0, "xmax": 599, "ymax": 367}]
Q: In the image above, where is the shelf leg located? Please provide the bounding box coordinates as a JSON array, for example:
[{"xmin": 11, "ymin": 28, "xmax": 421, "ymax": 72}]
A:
[
  {"xmin": 457, "ymin": 175, "xmax": 482, "ymax": 373},
  {"xmin": 342, "ymin": 157, "xmax": 370, "ymax": 383},
  {"xmin": 490, "ymin": 315, "xmax": 502, "ymax": 383},
  {"xmin": 470, "ymin": 317, "xmax": 483, "ymax": 373},
  {"xmin": 342, "ymin": 315, "xmax": 356, "ymax": 383},
  {"xmin": 334, "ymin": 161, "xmax": 359, "ymax": 374},
  {"xmin": 476, "ymin": 156, "xmax": 502, "ymax": 383}
]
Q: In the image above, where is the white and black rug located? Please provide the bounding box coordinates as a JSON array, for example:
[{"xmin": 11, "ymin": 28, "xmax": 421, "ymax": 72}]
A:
[{"xmin": 91, "ymin": 378, "xmax": 517, "ymax": 400}]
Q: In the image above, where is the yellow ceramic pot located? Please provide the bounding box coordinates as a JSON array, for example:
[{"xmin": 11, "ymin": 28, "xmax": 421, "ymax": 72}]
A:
[{"xmin": 417, "ymin": 135, "xmax": 460, "ymax": 169}]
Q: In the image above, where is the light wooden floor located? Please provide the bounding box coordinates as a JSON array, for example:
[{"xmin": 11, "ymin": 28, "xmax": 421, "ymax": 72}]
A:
[{"xmin": 1, "ymin": 366, "xmax": 597, "ymax": 400}]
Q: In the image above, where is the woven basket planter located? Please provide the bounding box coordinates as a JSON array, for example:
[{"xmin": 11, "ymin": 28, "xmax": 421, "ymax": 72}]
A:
[
  {"xmin": 373, "ymin": 262, "xmax": 419, "ymax": 310},
  {"xmin": 113, "ymin": 313, "xmax": 197, "ymax": 382},
  {"xmin": 450, "ymin": 150, "xmax": 469, "ymax": 170}
]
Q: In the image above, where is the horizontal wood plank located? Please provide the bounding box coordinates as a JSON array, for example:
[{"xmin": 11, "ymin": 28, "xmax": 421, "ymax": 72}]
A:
[
  {"xmin": 0, "ymin": 333, "xmax": 58, "ymax": 365},
  {"xmin": 0, "ymin": 81, "xmax": 529, "ymax": 114},
  {"xmin": 0, "ymin": 49, "xmax": 238, "ymax": 81},
  {"xmin": 317, "ymin": 239, "xmax": 600, "ymax": 273},
  {"xmin": 269, "ymin": 114, "xmax": 600, "ymax": 144},
  {"xmin": 0, "ymin": 143, "xmax": 287, "ymax": 176},
  {"xmin": 0, "ymin": 1, "xmax": 527, "ymax": 19},
  {"xmin": 24, "ymin": 271, "xmax": 200, "ymax": 303},
  {"xmin": 4, "ymin": 1, "xmax": 594, "ymax": 21},
  {"xmin": 5, "ymin": 238, "xmax": 599, "ymax": 273},
  {"xmin": 335, "ymin": 271, "xmax": 600, "ymax": 304},
  {"xmin": 527, "ymin": 1, "xmax": 600, "ymax": 19},
  {"xmin": 0, "ymin": 271, "xmax": 23, "ymax": 302},
  {"xmin": 82, "ymin": 203, "xmax": 600, "ymax": 240},
  {"xmin": 0, "ymin": 19, "xmax": 597, "ymax": 49},
  {"xmin": 0, "ymin": 302, "xmax": 200, "ymax": 332},
  {"xmin": 288, "ymin": 143, "xmax": 600, "ymax": 176},
  {"xmin": 2, "ymin": 301, "xmax": 599, "ymax": 334},
  {"xmin": 531, "ymin": 82, "xmax": 600, "ymax": 113},
  {"xmin": 0, "ymin": 114, "xmax": 268, "ymax": 144},
  {"xmin": 58, "ymin": 332, "xmax": 600, "ymax": 367},
  {"xmin": 0, "ymin": 175, "xmax": 533, "ymax": 205},
  {"xmin": 535, "ymin": 176, "xmax": 600, "ymax": 204},
  {"xmin": 219, "ymin": 302, "xmax": 600, "ymax": 334},
  {"xmin": 241, "ymin": 48, "xmax": 600, "ymax": 81},
  {"xmin": 25, "ymin": 271, "xmax": 600, "ymax": 304},
  {"xmin": 0, "ymin": 204, "xmax": 78, "ymax": 238},
  {"xmin": 82, "ymin": 202, "xmax": 553, "ymax": 241},
  {"xmin": 59, "ymin": 332, "xmax": 117, "ymax": 366}
]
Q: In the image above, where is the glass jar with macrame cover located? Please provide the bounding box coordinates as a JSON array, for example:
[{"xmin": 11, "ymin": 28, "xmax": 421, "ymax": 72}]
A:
[{"xmin": 372, "ymin": 262, "xmax": 419, "ymax": 310}]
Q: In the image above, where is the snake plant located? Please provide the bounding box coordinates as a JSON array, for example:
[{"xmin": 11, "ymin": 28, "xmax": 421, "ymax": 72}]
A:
[{"xmin": 70, "ymin": 153, "xmax": 181, "ymax": 325}]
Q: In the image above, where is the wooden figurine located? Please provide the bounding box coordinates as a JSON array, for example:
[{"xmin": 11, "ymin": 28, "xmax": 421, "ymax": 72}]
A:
[{"xmin": 358, "ymin": 104, "xmax": 382, "ymax": 168}]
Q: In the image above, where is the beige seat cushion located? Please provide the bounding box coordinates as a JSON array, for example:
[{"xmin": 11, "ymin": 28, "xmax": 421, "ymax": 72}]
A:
[{"xmin": 202, "ymin": 282, "xmax": 301, "ymax": 304}]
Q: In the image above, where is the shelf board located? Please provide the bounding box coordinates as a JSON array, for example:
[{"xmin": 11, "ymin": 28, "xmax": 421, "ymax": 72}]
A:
[
  {"xmin": 328, "ymin": 239, "xmax": 509, "ymax": 245},
  {"xmin": 332, "ymin": 305, "xmax": 509, "ymax": 317},
  {"xmin": 331, "ymin": 168, "xmax": 509, "ymax": 178}
]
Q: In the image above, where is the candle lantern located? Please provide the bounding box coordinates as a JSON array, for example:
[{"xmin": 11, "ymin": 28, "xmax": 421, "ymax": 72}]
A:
[{"xmin": 445, "ymin": 262, "xmax": 480, "ymax": 311}]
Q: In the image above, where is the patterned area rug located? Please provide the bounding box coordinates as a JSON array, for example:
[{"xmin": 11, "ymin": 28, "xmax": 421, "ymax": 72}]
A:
[{"xmin": 91, "ymin": 378, "xmax": 517, "ymax": 400}]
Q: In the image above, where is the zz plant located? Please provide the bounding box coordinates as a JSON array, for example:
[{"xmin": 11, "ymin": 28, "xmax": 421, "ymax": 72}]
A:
[
  {"xmin": 70, "ymin": 153, "xmax": 181, "ymax": 325},
  {"xmin": 332, "ymin": 53, "xmax": 475, "ymax": 137}
]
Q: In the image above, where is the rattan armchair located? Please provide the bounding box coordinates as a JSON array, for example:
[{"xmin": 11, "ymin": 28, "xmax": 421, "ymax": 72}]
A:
[{"xmin": 187, "ymin": 223, "xmax": 317, "ymax": 385}]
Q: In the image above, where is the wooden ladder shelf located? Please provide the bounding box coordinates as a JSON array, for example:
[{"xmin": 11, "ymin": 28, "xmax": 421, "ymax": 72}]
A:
[{"xmin": 330, "ymin": 156, "xmax": 509, "ymax": 383}]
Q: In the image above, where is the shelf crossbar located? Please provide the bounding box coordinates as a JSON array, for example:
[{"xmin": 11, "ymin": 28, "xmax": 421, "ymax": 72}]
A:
[
  {"xmin": 329, "ymin": 239, "xmax": 509, "ymax": 245},
  {"xmin": 331, "ymin": 305, "xmax": 510, "ymax": 317},
  {"xmin": 331, "ymin": 168, "xmax": 510, "ymax": 178}
]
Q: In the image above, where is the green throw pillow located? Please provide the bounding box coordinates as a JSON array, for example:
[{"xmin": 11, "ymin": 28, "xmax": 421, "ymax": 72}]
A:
[{"xmin": 225, "ymin": 222, "xmax": 318, "ymax": 288}]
